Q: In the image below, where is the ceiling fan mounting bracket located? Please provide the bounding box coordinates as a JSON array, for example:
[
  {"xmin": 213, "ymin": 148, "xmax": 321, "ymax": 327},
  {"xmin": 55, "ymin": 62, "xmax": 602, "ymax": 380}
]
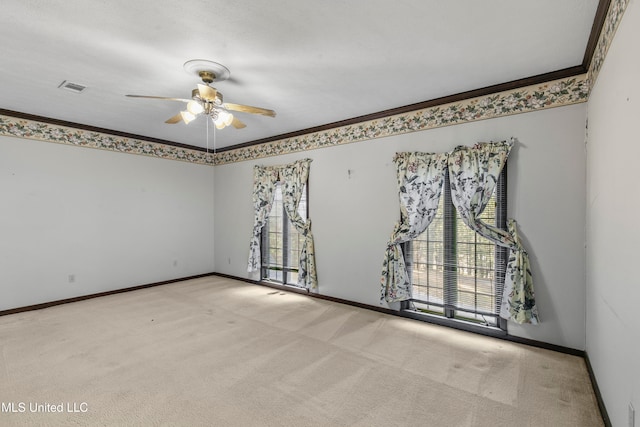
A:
[{"xmin": 183, "ymin": 59, "xmax": 230, "ymax": 83}]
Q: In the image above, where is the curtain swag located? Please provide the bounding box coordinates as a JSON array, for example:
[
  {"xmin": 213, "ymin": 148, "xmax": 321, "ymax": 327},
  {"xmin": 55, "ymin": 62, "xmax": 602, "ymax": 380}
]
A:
[
  {"xmin": 380, "ymin": 139, "xmax": 539, "ymax": 325},
  {"xmin": 247, "ymin": 159, "xmax": 318, "ymax": 290}
]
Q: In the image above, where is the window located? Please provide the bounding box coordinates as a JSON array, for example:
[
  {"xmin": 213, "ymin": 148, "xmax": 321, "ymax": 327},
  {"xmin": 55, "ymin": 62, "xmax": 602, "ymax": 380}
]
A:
[
  {"xmin": 261, "ymin": 183, "xmax": 308, "ymax": 286},
  {"xmin": 404, "ymin": 165, "xmax": 507, "ymax": 329}
]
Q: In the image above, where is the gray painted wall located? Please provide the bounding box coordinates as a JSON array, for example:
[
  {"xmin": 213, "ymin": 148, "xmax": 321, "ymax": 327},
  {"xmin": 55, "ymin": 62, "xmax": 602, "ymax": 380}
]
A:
[
  {"xmin": 0, "ymin": 136, "xmax": 215, "ymax": 311},
  {"xmin": 586, "ymin": 2, "xmax": 640, "ymax": 425},
  {"xmin": 214, "ymin": 104, "xmax": 587, "ymax": 350}
]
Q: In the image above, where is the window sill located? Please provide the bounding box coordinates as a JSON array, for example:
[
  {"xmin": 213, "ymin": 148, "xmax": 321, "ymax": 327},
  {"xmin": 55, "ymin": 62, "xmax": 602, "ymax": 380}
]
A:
[
  {"xmin": 257, "ymin": 279, "xmax": 310, "ymax": 295},
  {"xmin": 400, "ymin": 308, "xmax": 508, "ymax": 338}
]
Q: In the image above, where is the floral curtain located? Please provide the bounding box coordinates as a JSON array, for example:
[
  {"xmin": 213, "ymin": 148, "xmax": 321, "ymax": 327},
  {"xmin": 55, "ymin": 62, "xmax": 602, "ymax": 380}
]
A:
[
  {"xmin": 280, "ymin": 159, "xmax": 318, "ymax": 289},
  {"xmin": 448, "ymin": 140, "xmax": 539, "ymax": 324},
  {"xmin": 247, "ymin": 159, "xmax": 318, "ymax": 290},
  {"xmin": 380, "ymin": 152, "xmax": 449, "ymax": 303},
  {"xmin": 247, "ymin": 165, "xmax": 279, "ymax": 273}
]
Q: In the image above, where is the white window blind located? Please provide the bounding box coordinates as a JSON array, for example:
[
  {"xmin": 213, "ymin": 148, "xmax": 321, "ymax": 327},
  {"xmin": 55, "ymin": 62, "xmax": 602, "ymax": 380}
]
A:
[{"xmin": 404, "ymin": 165, "xmax": 507, "ymax": 329}]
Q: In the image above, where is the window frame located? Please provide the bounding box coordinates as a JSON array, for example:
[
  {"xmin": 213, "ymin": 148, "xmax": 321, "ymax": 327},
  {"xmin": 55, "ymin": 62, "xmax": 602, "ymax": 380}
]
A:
[
  {"xmin": 260, "ymin": 181, "xmax": 309, "ymax": 287},
  {"xmin": 402, "ymin": 164, "xmax": 508, "ymax": 332}
]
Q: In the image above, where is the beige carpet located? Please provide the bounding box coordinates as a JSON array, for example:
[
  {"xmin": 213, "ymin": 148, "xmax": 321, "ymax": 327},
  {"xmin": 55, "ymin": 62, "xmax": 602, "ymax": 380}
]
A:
[{"xmin": 0, "ymin": 276, "xmax": 603, "ymax": 426}]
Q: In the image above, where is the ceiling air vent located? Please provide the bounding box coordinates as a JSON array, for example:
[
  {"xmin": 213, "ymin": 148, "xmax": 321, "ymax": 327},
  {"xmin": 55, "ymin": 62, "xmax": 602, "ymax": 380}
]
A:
[{"xmin": 58, "ymin": 80, "xmax": 87, "ymax": 93}]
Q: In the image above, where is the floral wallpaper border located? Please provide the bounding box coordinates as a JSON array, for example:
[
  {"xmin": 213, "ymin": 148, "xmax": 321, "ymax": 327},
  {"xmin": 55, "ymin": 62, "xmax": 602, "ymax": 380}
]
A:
[
  {"xmin": 0, "ymin": 116, "xmax": 215, "ymax": 166},
  {"xmin": 0, "ymin": 75, "xmax": 589, "ymax": 166},
  {"xmin": 215, "ymin": 75, "xmax": 589, "ymax": 165},
  {"xmin": 587, "ymin": 0, "xmax": 630, "ymax": 89},
  {"xmin": 0, "ymin": 0, "xmax": 628, "ymax": 166}
]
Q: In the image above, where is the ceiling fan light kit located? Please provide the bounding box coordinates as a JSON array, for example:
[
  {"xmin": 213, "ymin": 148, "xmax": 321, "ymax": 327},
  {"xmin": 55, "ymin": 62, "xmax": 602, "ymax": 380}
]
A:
[{"xmin": 126, "ymin": 59, "xmax": 275, "ymax": 130}]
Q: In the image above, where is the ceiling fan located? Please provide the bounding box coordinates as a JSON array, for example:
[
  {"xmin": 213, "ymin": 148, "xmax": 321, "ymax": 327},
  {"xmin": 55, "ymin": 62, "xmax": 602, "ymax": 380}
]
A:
[{"xmin": 126, "ymin": 60, "xmax": 276, "ymax": 130}]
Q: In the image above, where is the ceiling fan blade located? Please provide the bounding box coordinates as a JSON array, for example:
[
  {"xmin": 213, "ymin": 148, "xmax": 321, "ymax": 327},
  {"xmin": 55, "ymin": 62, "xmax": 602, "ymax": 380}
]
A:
[
  {"xmin": 126, "ymin": 94, "xmax": 191, "ymax": 103},
  {"xmin": 231, "ymin": 117, "xmax": 247, "ymax": 129},
  {"xmin": 223, "ymin": 102, "xmax": 276, "ymax": 117},
  {"xmin": 197, "ymin": 84, "xmax": 218, "ymax": 102},
  {"xmin": 165, "ymin": 112, "xmax": 183, "ymax": 124}
]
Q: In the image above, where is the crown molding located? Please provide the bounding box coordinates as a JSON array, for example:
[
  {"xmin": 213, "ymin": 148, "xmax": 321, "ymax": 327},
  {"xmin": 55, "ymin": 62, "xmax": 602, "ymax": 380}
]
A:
[
  {"xmin": 0, "ymin": 0, "xmax": 628, "ymax": 166},
  {"xmin": 0, "ymin": 113, "xmax": 214, "ymax": 165},
  {"xmin": 0, "ymin": 74, "xmax": 590, "ymax": 166},
  {"xmin": 214, "ymin": 75, "xmax": 589, "ymax": 165},
  {"xmin": 587, "ymin": 0, "xmax": 630, "ymax": 89}
]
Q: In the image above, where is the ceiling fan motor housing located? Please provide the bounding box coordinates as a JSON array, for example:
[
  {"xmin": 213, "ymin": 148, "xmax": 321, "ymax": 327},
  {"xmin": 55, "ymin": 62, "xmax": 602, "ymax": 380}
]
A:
[{"xmin": 191, "ymin": 88, "xmax": 223, "ymax": 114}]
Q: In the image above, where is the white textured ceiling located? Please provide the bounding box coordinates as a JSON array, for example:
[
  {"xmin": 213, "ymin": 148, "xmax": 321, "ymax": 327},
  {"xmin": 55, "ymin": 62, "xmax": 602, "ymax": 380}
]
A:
[{"xmin": 0, "ymin": 0, "xmax": 600, "ymax": 150}]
